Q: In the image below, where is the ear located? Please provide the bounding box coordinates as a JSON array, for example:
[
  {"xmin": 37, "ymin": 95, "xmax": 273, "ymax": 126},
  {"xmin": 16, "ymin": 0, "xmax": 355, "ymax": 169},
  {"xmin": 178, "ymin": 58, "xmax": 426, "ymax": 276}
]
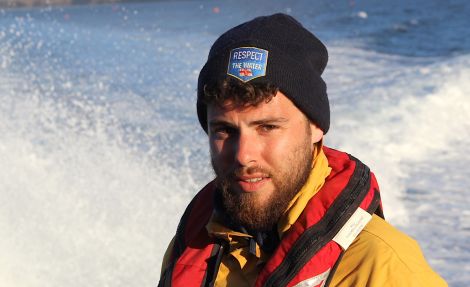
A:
[{"xmin": 309, "ymin": 122, "xmax": 324, "ymax": 144}]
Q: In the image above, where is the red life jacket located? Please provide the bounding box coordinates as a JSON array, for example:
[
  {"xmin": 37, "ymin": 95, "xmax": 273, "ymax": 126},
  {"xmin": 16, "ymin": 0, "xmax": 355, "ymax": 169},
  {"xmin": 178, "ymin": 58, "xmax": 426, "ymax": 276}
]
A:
[{"xmin": 159, "ymin": 147, "xmax": 384, "ymax": 287}]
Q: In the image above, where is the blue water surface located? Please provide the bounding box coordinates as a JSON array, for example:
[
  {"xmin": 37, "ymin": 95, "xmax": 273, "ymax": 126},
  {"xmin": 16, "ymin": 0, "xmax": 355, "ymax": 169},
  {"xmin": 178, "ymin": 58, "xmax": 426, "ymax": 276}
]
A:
[{"xmin": 1, "ymin": 1, "xmax": 469, "ymax": 286}]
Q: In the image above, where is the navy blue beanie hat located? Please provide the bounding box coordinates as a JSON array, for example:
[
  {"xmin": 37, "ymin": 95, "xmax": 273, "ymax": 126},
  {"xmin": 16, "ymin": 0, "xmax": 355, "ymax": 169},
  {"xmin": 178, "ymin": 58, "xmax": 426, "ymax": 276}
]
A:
[{"xmin": 197, "ymin": 13, "xmax": 330, "ymax": 133}]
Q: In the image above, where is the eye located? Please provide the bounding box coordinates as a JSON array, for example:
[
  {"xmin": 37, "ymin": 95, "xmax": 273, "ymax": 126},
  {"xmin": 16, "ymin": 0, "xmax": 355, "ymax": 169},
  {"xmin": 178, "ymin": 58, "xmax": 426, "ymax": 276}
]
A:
[
  {"xmin": 259, "ymin": 124, "xmax": 278, "ymax": 133},
  {"xmin": 211, "ymin": 126, "xmax": 237, "ymax": 139}
]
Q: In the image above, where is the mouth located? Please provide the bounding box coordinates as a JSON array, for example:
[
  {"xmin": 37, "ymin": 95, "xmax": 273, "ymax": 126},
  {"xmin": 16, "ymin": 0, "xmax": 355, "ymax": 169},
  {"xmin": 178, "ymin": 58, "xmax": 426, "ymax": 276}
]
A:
[{"xmin": 235, "ymin": 175, "xmax": 271, "ymax": 192}]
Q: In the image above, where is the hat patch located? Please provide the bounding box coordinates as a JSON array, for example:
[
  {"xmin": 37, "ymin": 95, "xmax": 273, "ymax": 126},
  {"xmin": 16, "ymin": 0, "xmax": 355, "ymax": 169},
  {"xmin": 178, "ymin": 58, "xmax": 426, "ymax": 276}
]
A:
[{"xmin": 227, "ymin": 47, "xmax": 268, "ymax": 82}]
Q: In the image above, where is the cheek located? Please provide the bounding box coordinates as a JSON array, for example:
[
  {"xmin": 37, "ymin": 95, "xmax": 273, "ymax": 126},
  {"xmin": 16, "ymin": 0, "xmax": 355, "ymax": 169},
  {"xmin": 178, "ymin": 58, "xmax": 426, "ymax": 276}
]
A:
[
  {"xmin": 260, "ymin": 137, "xmax": 289, "ymax": 165},
  {"xmin": 262, "ymin": 132, "xmax": 311, "ymax": 167},
  {"xmin": 209, "ymin": 139, "xmax": 222, "ymax": 159},
  {"xmin": 209, "ymin": 138, "xmax": 219, "ymax": 153},
  {"xmin": 209, "ymin": 138, "xmax": 231, "ymax": 166}
]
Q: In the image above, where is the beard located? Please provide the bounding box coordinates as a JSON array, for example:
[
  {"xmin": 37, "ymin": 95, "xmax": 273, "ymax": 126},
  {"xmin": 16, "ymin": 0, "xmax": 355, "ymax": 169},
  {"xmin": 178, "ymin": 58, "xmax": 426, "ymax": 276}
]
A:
[{"xmin": 212, "ymin": 127, "xmax": 314, "ymax": 232}]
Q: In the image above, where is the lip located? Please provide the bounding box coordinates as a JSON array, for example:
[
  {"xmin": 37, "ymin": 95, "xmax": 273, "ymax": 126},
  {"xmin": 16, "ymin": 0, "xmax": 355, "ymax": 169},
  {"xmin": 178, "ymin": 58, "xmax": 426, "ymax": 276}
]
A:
[{"xmin": 235, "ymin": 175, "xmax": 271, "ymax": 192}]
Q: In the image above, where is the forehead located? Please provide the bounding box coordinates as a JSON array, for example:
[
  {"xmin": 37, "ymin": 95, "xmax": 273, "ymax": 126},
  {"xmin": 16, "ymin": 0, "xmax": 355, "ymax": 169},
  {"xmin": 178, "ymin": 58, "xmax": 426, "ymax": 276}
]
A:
[{"xmin": 207, "ymin": 91, "xmax": 304, "ymax": 120}]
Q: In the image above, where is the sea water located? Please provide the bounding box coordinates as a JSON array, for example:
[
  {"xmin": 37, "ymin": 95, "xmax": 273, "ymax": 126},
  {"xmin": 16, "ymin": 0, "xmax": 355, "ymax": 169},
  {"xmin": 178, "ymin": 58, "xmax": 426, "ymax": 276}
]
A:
[{"xmin": 0, "ymin": 0, "xmax": 469, "ymax": 286}]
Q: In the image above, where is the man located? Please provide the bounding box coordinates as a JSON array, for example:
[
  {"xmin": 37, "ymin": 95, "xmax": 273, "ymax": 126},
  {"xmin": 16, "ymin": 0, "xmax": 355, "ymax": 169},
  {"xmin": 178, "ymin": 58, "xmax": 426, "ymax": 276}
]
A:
[{"xmin": 159, "ymin": 14, "xmax": 447, "ymax": 287}]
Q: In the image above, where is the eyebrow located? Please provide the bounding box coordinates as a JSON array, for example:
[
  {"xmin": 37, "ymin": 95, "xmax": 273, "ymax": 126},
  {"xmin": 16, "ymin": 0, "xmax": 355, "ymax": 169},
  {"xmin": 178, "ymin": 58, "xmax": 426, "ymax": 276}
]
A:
[
  {"xmin": 208, "ymin": 117, "xmax": 289, "ymax": 127},
  {"xmin": 208, "ymin": 119, "xmax": 236, "ymax": 128},
  {"xmin": 249, "ymin": 117, "xmax": 289, "ymax": 126}
]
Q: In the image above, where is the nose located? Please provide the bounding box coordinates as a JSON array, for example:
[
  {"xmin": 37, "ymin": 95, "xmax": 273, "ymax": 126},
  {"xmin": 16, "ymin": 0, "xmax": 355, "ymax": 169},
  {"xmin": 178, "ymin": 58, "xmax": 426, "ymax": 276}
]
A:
[{"xmin": 234, "ymin": 130, "xmax": 258, "ymax": 167}]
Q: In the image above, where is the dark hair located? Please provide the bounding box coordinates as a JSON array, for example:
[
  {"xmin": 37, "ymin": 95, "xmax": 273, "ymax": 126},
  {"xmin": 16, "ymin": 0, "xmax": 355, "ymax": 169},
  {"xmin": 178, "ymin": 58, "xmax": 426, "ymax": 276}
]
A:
[{"xmin": 203, "ymin": 77, "xmax": 279, "ymax": 108}]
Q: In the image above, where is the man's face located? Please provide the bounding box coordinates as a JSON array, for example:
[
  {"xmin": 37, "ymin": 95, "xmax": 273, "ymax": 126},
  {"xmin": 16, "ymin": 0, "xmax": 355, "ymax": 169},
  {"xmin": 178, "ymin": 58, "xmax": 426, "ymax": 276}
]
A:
[{"xmin": 208, "ymin": 91, "xmax": 323, "ymax": 231}]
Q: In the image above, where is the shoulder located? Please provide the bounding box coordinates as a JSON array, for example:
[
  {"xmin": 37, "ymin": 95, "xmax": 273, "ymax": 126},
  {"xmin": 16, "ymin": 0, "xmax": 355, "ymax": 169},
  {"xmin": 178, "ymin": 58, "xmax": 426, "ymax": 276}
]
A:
[
  {"xmin": 330, "ymin": 215, "xmax": 448, "ymax": 287},
  {"xmin": 359, "ymin": 215, "xmax": 435, "ymax": 274}
]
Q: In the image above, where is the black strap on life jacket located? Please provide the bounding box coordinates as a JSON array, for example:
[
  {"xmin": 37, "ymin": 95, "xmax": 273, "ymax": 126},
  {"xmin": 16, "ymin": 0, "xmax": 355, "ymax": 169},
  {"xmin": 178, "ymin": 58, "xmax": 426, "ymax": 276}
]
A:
[
  {"xmin": 323, "ymin": 188, "xmax": 383, "ymax": 287},
  {"xmin": 159, "ymin": 187, "xmax": 226, "ymax": 287},
  {"xmin": 159, "ymin": 192, "xmax": 200, "ymax": 287},
  {"xmin": 262, "ymin": 155, "xmax": 381, "ymax": 287},
  {"xmin": 367, "ymin": 188, "xmax": 384, "ymax": 219},
  {"xmin": 202, "ymin": 241, "xmax": 228, "ymax": 287}
]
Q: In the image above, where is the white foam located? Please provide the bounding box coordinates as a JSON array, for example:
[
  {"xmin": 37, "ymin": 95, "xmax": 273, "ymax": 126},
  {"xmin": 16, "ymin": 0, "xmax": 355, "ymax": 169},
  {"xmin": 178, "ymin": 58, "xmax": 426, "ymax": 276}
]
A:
[
  {"xmin": 0, "ymin": 65, "xmax": 200, "ymax": 287},
  {"xmin": 325, "ymin": 46, "xmax": 470, "ymax": 226}
]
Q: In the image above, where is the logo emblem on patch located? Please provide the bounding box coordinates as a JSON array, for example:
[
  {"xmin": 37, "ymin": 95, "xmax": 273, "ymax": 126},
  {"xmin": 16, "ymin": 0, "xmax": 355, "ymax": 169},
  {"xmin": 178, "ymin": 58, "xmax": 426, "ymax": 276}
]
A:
[{"xmin": 227, "ymin": 47, "xmax": 268, "ymax": 82}]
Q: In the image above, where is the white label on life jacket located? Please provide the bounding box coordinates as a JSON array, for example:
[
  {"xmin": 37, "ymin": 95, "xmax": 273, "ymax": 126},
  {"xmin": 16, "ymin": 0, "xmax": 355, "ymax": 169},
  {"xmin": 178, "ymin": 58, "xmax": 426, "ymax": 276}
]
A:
[
  {"xmin": 292, "ymin": 268, "xmax": 331, "ymax": 287},
  {"xmin": 333, "ymin": 207, "xmax": 372, "ymax": 250}
]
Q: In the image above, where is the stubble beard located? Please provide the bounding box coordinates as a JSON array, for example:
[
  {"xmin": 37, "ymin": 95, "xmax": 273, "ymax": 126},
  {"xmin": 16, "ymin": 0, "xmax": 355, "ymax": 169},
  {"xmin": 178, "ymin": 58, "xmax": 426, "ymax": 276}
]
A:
[{"xmin": 212, "ymin": 128, "xmax": 314, "ymax": 232}]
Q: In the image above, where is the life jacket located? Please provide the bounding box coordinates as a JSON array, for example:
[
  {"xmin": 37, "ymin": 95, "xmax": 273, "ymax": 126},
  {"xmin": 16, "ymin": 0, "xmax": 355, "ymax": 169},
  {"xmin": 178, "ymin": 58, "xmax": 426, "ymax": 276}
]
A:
[{"xmin": 159, "ymin": 147, "xmax": 384, "ymax": 287}]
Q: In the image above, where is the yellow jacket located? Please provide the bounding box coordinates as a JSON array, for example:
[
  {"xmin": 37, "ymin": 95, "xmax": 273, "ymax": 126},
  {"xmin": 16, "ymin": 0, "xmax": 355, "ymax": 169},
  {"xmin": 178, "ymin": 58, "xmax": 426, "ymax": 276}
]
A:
[{"xmin": 161, "ymin": 147, "xmax": 447, "ymax": 286}]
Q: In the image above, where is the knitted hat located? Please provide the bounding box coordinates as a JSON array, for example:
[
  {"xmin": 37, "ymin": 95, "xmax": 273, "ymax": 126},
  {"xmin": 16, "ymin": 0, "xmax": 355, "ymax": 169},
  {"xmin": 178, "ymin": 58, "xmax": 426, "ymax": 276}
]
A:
[{"xmin": 197, "ymin": 13, "xmax": 330, "ymax": 133}]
